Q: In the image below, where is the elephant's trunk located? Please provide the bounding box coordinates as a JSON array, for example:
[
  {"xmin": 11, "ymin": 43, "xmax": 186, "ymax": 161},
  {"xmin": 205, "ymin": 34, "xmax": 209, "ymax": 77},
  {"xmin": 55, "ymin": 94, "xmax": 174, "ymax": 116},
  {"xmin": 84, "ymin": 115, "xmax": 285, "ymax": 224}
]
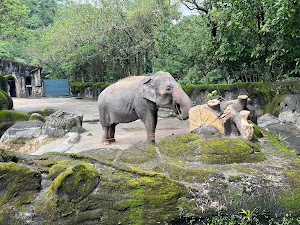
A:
[{"xmin": 172, "ymin": 85, "xmax": 192, "ymax": 120}]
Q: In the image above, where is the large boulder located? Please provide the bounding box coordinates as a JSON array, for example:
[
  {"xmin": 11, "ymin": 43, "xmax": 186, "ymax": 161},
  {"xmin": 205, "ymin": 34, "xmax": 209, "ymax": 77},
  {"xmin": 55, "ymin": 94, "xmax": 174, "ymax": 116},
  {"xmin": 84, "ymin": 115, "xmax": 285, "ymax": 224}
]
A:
[
  {"xmin": 0, "ymin": 120, "xmax": 44, "ymax": 142},
  {"xmin": 42, "ymin": 110, "xmax": 84, "ymax": 138},
  {"xmin": 0, "ymin": 110, "xmax": 30, "ymax": 137}
]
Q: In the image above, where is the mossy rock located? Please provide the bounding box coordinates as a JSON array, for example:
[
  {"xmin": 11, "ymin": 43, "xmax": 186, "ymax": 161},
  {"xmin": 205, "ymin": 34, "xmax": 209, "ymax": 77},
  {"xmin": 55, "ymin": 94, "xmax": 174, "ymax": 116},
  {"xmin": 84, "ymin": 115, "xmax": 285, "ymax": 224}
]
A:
[
  {"xmin": 71, "ymin": 169, "xmax": 190, "ymax": 225},
  {"xmin": 0, "ymin": 110, "xmax": 30, "ymax": 122},
  {"xmin": 118, "ymin": 143, "xmax": 157, "ymax": 164},
  {"xmin": 37, "ymin": 156, "xmax": 193, "ymax": 224},
  {"xmin": 49, "ymin": 164, "xmax": 100, "ymax": 203},
  {"xmin": 0, "ymin": 149, "xmax": 19, "ymax": 162},
  {"xmin": 279, "ymin": 169, "xmax": 300, "ymax": 216},
  {"xmin": 153, "ymin": 162, "xmax": 216, "ymax": 183},
  {"xmin": 0, "ymin": 110, "xmax": 30, "ymax": 137},
  {"xmin": 29, "ymin": 112, "xmax": 46, "ymax": 123},
  {"xmin": 157, "ymin": 134, "xmax": 266, "ymax": 164},
  {"xmin": 0, "ymin": 90, "xmax": 13, "ymax": 110},
  {"xmin": 0, "ymin": 91, "xmax": 9, "ymax": 110},
  {"xmin": 0, "ymin": 121, "xmax": 15, "ymax": 137},
  {"xmin": 28, "ymin": 108, "xmax": 57, "ymax": 117},
  {"xmin": 1, "ymin": 132, "xmax": 300, "ymax": 223},
  {"xmin": 0, "ymin": 162, "xmax": 42, "ymax": 206},
  {"xmin": 0, "ymin": 74, "xmax": 7, "ymax": 92},
  {"xmin": 248, "ymin": 120, "xmax": 263, "ymax": 142}
]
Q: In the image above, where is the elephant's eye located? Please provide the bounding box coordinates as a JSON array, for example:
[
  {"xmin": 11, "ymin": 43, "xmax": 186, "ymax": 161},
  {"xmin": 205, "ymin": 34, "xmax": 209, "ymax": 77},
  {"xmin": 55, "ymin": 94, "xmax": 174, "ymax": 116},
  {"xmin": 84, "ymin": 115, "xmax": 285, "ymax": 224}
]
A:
[{"xmin": 166, "ymin": 85, "xmax": 173, "ymax": 92}]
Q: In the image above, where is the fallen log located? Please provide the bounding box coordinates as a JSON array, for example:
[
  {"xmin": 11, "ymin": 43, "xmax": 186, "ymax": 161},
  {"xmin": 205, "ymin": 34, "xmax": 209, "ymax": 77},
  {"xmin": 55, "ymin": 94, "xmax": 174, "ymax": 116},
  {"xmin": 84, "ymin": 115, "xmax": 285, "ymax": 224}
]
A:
[{"xmin": 189, "ymin": 95, "xmax": 254, "ymax": 140}]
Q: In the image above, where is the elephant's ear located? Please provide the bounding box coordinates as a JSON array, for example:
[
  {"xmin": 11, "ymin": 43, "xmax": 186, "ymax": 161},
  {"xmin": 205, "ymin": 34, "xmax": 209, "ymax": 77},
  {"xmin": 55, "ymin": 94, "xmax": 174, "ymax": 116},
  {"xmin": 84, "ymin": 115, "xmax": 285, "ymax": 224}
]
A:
[{"xmin": 143, "ymin": 78, "xmax": 156, "ymax": 103}]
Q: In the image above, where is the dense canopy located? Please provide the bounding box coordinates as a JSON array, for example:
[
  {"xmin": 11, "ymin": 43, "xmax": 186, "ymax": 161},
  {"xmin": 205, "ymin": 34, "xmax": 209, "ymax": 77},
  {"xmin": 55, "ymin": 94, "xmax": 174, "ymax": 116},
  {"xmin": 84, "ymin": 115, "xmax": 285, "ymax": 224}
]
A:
[{"xmin": 0, "ymin": 0, "xmax": 299, "ymax": 84}]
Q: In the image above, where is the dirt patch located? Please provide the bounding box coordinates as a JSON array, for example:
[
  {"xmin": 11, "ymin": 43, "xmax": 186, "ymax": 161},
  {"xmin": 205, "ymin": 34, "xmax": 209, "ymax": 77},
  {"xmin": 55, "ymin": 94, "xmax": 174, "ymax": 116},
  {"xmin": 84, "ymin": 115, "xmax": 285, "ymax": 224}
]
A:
[{"xmin": 11, "ymin": 97, "xmax": 190, "ymax": 153}]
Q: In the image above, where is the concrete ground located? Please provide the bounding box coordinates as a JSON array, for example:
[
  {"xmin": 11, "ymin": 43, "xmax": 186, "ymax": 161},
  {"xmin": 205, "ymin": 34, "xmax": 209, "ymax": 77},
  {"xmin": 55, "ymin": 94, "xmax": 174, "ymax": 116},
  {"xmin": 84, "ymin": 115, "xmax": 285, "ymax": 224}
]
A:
[{"xmin": 12, "ymin": 97, "xmax": 190, "ymax": 154}]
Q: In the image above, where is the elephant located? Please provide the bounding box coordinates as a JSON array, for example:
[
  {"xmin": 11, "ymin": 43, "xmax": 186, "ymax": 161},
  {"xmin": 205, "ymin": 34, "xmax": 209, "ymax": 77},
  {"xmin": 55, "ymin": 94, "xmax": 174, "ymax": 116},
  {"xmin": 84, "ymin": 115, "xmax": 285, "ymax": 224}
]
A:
[{"xmin": 97, "ymin": 71, "xmax": 192, "ymax": 145}]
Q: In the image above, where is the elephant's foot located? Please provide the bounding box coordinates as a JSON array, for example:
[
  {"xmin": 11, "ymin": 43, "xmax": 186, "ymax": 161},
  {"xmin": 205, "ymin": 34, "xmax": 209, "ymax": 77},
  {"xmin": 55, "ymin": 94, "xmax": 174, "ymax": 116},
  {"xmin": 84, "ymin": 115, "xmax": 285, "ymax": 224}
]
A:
[
  {"xmin": 102, "ymin": 140, "xmax": 111, "ymax": 145},
  {"xmin": 102, "ymin": 138, "xmax": 116, "ymax": 145},
  {"xmin": 146, "ymin": 139, "xmax": 156, "ymax": 145}
]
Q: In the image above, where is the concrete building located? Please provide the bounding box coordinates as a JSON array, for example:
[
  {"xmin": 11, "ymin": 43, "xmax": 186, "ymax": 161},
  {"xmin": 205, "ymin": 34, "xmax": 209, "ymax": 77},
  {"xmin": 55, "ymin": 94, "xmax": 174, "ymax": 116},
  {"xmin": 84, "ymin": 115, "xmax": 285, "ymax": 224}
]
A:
[{"xmin": 0, "ymin": 59, "xmax": 43, "ymax": 98}]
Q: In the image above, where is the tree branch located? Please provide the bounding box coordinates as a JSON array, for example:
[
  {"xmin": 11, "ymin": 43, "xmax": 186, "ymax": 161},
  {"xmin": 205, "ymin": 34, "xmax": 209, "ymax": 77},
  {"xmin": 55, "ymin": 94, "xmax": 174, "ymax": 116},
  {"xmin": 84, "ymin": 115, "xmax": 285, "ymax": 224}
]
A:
[{"xmin": 181, "ymin": 0, "xmax": 209, "ymax": 14}]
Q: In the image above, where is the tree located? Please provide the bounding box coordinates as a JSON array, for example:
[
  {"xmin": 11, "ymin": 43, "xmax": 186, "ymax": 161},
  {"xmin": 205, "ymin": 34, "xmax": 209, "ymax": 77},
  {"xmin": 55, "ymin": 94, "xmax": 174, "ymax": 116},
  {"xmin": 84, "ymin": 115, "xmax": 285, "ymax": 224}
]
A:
[
  {"xmin": 28, "ymin": 0, "xmax": 179, "ymax": 82},
  {"xmin": 23, "ymin": 0, "xmax": 57, "ymax": 29},
  {"xmin": 0, "ymin": 0, "xmax": 31, "ymax": 59}
]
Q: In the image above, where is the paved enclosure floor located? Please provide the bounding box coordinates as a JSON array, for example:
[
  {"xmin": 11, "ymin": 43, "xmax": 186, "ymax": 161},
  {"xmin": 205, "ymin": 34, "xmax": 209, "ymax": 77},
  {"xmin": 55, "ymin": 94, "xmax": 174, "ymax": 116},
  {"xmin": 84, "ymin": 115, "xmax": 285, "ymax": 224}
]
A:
[{"xmin": 12, "ymin": 97, "xmax": 190, "ymax": 153}]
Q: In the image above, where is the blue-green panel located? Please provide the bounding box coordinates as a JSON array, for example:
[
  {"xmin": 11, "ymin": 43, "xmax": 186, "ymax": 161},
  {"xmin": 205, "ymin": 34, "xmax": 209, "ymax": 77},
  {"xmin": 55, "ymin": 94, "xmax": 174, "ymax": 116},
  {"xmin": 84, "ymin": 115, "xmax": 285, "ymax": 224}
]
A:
[{"xmin": 43, "ymin": 79, "xmax": 69, "ymax": 96}]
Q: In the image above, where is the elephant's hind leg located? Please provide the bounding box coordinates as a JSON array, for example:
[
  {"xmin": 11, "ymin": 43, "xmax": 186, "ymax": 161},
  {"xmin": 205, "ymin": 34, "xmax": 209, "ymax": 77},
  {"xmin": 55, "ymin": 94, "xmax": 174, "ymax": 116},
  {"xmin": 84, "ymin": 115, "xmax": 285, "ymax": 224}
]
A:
[
  {"xmin": 108, "ymin": 124, "xmax": 117, "ymax": 143},
  {"xmin": 102, "ymin": 124, "xmax": 117, "ymax": 145}
]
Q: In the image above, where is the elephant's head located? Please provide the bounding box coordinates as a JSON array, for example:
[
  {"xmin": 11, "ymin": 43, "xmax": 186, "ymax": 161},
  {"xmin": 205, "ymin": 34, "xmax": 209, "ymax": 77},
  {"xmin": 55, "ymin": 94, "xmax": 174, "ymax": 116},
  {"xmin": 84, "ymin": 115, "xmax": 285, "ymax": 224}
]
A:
[{"xmin": 143, "ymin": 71, "xmax": 192, "ymax": 120}]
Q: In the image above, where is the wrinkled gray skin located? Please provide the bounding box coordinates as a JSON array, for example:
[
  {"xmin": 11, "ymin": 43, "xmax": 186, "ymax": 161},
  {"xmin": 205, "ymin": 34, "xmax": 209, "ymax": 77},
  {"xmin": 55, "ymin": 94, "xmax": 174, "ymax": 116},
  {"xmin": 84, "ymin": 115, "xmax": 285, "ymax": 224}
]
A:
[{"xmin": 98, "ymin": 71, "xmax": 192, "ymax": 144}]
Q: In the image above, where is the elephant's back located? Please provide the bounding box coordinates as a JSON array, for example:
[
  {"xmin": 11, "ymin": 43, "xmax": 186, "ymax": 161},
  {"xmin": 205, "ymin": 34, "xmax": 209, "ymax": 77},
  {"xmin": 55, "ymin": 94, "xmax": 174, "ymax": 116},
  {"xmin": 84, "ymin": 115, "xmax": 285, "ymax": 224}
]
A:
[
  {"xmin": 112, "ymin": 76, "xmax": 146, "ymax": 89},
  {"xmin": 98, "ymin": 76, "xmax": 145, "ymax": 100}
]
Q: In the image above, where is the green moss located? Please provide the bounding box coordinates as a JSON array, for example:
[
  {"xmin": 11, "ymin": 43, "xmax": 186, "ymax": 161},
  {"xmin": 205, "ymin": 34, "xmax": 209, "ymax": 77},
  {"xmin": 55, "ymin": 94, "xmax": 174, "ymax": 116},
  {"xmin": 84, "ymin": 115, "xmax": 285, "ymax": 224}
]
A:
[
  {"xmin": 46, "ymin": 163, "xmax": 100, "ymax": 217},
  {"xmin": 197, "ymin": 138, "xmax": 265, "ymax": 164},
  {"xmin": 0, "ymin": 110, "xmax": 30, "ymax": 122},
  {"xmin": 0, "ymin": 91, "xmax": 9, "ymax": 110},
  {"xmin": 0, "ymin": 149, "xmax": 19, "ymax": 162},
  {"xmin": 119, "ymin": 143, "xmax": 157, "ymax": 164},
  {"xmin": 29, "ymin": 113, "xmax": 46, "ymax": 122},
  {"xmin": 264, "ymin": 130, "xmax": 298, "ymax": 157},
  {"xmin": 48, "ymin": 160, "xmax": 71, "ymax": 180},
  {"xmin": 0, "ymin": 162, "xmax": 41, "ymax": 206},
  {"xmin": 249, "ymin": 120, "xmax": 263, "ymax": 142},
  {"xmin": 0, "ymin": 90, "xmax": 13, "ymax": 109},
  {"xmin": 0, "ymin": 121, "xmax": 15, "ymax": 137},
  {"xmin": 0, "ymin": 110, "xmax": 30, "ymax": 137},
  {"xmin": 35, "ymin": 201, "xmax": 57, "ymax": 221},
  {"xmin": 186, "ymin": 81, "xmax": 300, "ymax": 114},
  {"xmin": 110, "ymin": 169, "xmax": 187, "ymax": 224},
  {"xmin": 158, "ymin": 134, "xmax": 265, "ymax": 165},
  {"xmin": 47, "ymin": 163, "xmax": 100, "ymax": 200},
  {"xmin": 154, "ymin": 162, "xmax": 215, "ymax": 183},
  {"xmin": 157, "ymin": 133, "xmax": 200, "ymax": 158},
  {"xmin": 28, "ymin": 108, "xmax": 57, "ymax": 117},
  {"xmin": 0, "ymin": 74, "xmax": 7, "ymax": 92},
  {"xmin": 279, "ymin": 170, "xmax": 300, "ymax": 216},
  {"xmin": 228, "ymin": 175, "xmax": 243, "ymax": 182}
]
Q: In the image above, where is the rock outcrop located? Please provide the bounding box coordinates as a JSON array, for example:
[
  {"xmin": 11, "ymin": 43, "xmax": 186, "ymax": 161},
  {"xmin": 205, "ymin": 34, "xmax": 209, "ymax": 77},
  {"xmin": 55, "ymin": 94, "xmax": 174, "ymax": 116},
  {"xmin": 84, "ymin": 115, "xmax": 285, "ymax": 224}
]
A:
[
  {"xmin": 42, "ymin": 110, "xmax": 84, "ymax": 137},
  {"xmin": 1, "ymin": 130, "xmax": 300, "ymax": 224},
  {"xmin": 0, "ymin": 120, "xmax": 44, "ymax": 142}
]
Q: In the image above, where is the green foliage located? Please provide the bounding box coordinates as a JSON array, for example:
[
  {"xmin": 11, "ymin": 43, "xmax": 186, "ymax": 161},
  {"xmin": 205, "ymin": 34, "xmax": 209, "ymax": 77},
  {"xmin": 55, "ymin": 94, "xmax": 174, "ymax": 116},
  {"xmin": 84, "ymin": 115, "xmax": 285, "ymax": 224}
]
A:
[
  {"xmin": 26, "ymin": 0, "xmax": 178, "ymax": 82},
  {"xmin": 1, "ymin": 0, "xmax": 299, "ymax": 83},
  {"xmin": 157, "ymin": 0, "xmax": 300, "ymax": 84},
  {"xmin": 23, "ymin": 0, "xmax": 57, "ymax": 29},
  {"xmin": 0, "ymin": 0, "xmax": 30, "ymax": 40}
]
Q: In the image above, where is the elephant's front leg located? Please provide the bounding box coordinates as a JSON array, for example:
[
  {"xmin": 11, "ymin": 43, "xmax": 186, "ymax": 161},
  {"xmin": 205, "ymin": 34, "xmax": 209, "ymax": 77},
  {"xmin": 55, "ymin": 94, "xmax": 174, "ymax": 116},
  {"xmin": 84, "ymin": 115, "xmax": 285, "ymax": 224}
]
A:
[{"xmin": 143, "ymin": 111, "xmax": 158, "ymax": 144}]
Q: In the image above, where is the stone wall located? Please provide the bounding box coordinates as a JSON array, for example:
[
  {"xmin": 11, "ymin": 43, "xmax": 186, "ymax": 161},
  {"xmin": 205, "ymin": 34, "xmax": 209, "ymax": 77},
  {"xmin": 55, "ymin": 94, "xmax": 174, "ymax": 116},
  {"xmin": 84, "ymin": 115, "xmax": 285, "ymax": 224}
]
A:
[
  {"xmin": 72, "ymin": 80, "xmax": 300, "ymax": 116},
  {"xmin": 0, "ymin": 59, "xmax": 43, "ymax": 98}
]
